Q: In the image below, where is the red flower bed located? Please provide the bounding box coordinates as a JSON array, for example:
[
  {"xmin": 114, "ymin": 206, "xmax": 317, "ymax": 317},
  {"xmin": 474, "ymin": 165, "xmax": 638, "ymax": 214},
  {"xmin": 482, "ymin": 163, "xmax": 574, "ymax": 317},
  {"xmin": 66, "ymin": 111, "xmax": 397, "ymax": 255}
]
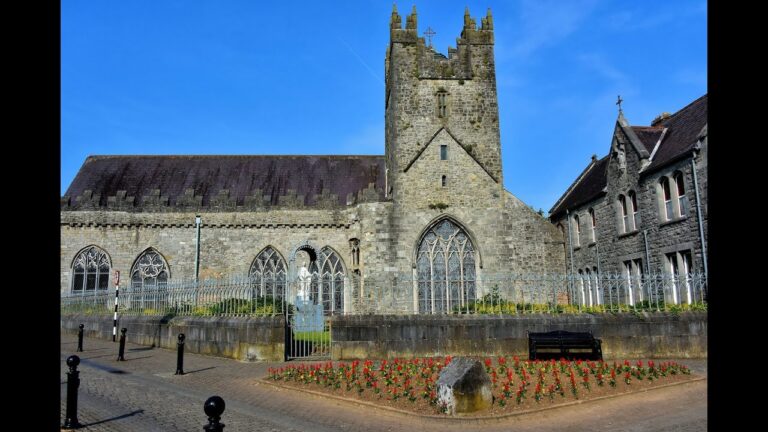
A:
[{"xmin": 266, "ymin": 356, "xmax": 694, "ymax": 415}]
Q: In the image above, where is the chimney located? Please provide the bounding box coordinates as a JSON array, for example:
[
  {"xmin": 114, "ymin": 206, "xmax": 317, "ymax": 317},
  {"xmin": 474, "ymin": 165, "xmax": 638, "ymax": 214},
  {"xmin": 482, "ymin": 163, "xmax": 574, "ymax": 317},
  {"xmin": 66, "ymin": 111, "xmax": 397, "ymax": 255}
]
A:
[{"xmin": 651, "ymin": 112, "xmax": 671, "ymax": 127}]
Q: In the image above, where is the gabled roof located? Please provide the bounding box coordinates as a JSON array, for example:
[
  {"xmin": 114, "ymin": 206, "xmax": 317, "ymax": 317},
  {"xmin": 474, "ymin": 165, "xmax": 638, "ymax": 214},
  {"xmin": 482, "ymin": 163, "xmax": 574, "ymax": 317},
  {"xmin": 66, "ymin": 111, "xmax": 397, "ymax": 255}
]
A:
[
  {"xmin": 631, "ymin": 126, "xmax": 664, "ymax": 153},
  {"xmin": 548, "ymin": 94, "xmax": 706, "ymax": 219},
  {"xmin": 549, "ymin": 155, "xmax": 609, "ymax": 218},
  {"xmin": 617, "ymin": 113, "xmax": 651, "ymax": 159},
  {"xmin": 643, "ymin": 94, "xmax": 707, "ymax": 173},
  {"xmin": 63, "ymin": 155, "xmax": 386, "ymax": 209}
]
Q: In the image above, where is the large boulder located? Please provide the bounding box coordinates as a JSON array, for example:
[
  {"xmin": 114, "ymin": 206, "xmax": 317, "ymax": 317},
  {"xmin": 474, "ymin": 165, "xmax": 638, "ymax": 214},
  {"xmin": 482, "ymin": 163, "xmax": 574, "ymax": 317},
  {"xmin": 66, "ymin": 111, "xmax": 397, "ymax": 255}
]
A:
[{"xmin": 436, "ymin": 357, "xmax": 492, "ymax": 415}]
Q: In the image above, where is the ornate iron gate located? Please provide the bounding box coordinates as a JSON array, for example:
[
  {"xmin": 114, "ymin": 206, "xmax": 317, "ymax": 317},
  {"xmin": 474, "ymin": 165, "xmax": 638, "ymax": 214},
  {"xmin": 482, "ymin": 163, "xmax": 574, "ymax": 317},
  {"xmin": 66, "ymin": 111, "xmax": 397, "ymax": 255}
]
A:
[{"xmin": 284, "ymin": 273, "xmax": 348, "ymax": 360}]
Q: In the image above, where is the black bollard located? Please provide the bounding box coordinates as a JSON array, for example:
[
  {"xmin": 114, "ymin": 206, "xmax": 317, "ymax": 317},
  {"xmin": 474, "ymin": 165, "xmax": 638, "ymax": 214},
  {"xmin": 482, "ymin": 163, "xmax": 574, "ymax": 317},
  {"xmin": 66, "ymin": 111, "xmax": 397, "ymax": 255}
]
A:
[
  {"xmin": 63, "ymin": 355, "xmax": 81, "ymax": 429},
  {"xmin": 77, "ymin": 324, "xmax": 84, "ymax": 352},
  {"xmin": 117, "ymin": 328, "xmax": 127, "ymax": 361},
  {"xmin": 203, "ymin": 396, "xmax": 226, "ymax": 432},
  {"xmin": 175, "ymin": 333, "xmax": 185, "ymax": 375}
]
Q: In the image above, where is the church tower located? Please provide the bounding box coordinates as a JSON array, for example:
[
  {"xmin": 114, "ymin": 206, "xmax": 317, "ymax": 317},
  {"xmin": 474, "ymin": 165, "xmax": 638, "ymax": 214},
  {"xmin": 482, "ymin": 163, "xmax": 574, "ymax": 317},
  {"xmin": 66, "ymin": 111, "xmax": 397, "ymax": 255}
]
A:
[{"xmin": 385, "ymin": 5, "xmax": 502, "ymax": 202}]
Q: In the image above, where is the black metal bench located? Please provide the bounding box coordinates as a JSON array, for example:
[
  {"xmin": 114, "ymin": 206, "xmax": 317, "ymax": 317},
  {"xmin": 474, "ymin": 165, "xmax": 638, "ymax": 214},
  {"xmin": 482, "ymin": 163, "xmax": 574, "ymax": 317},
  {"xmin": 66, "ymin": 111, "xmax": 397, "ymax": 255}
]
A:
[{"xmin": 528, "ymin": 330, "xmax": 603, "ymax": 361}]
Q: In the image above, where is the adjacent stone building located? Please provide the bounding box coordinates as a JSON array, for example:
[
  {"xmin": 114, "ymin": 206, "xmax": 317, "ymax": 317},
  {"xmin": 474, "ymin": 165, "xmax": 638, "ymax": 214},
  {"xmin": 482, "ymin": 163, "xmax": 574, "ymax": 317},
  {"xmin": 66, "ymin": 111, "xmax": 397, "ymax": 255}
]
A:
[
  {"xmin": 549, "ymin": 94, "xmax": 708, "ymax": 306},
  {"xmin": 60, "ymin": 7, "xmax": 565, "ymax": 314}
]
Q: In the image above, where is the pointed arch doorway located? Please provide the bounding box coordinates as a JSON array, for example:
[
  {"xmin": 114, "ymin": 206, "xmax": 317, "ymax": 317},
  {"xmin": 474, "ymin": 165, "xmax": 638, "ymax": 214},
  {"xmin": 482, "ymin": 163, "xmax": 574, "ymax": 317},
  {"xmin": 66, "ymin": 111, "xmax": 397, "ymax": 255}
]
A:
[{"xmin": 285, "ymin": 242, "xmax": 347, "ymax": 360}]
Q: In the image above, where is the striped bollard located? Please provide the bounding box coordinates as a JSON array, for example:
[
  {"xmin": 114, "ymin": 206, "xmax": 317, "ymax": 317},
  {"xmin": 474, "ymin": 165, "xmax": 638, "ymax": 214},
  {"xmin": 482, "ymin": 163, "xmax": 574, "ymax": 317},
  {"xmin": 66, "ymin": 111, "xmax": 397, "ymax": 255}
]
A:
[{"xmin": 112, "ymin": 271, "xmax": 120, "ymax": 342}]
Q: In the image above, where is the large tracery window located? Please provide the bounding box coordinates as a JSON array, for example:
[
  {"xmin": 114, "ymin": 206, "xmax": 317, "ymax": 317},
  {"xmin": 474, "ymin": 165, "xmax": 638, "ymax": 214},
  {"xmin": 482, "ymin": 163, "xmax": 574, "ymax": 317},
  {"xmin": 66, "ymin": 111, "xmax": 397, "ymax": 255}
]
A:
[
  {"xmin": 130, "ymin": 248, "xmax": 169, "ymax": 291},
  {"xmin": 417, "ymin": 219, "xmax": 477, "ymax": 314},
  {"xmin": 71, "ymin": 246, "xmax": 111, "ymax": 293},
  {"xmin": 309, "ymin": 247, "xmax": 345, "ymax": 313},
  {"xmin": 249, "ymin": 247, "xmax": 286, "ymax": 300}
]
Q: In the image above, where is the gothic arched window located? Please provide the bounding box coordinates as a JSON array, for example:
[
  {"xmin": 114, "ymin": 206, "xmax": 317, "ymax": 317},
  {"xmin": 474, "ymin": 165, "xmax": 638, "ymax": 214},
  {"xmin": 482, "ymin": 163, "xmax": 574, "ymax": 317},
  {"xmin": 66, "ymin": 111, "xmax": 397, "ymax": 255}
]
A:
[
  {"xmin": 130, "ymin": 248, "xmax": 169, "ymax": 291},
  {"xmin": 71, "ymin": 246, "xmax": 111, "ymax": 293},
  {"xmin": 416, "ymin": 219, "xmax": 477, "ymax": 313},
  {"xmin": 313, "ymin": 247, "xmax": 345, "ymax": 313},
  {"xmin": 249, "ymin": 247, "xmax": 287, "ymax": 301}
]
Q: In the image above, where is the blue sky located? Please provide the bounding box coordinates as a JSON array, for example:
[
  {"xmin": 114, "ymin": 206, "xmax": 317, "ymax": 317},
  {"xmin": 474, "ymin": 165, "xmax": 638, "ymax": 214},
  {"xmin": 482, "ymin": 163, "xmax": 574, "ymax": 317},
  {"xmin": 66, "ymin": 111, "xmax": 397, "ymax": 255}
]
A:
[{"xmin": 61, "ymin": 0, "xmax": 706, "ymax": 213}]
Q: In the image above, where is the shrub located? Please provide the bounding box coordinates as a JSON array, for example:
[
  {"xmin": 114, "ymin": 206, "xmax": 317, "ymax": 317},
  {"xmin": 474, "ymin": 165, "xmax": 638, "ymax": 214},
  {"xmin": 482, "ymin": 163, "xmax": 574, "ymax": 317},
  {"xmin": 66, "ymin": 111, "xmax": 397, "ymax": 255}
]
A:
[{"xmin": 207, "ymin": 295, "xmax": 286, "ymax": 316}]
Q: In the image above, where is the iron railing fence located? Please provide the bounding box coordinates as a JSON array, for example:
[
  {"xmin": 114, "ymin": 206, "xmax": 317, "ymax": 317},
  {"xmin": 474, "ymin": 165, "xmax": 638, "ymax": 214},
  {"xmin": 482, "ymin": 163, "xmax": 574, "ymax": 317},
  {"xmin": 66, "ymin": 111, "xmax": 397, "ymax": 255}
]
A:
[
  {"xmin": 61, "ymin": 272, "xmax": 707, "ymax": 317},
  {"xmin": 348, "ymin": 272, "xmax": 707, "ymax": 315}
]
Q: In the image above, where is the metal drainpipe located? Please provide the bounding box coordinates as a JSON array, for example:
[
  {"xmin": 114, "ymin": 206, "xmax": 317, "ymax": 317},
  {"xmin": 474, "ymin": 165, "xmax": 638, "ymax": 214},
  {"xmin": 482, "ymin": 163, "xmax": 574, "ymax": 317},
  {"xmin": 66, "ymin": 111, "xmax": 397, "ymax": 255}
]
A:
[
  {"xmin": 566, "ymin": 209, "xmax": 575, "ymax": 276},
  {"xmin": 595, "ymin": 241, "xmax": 601, "ymax": 274},
  {"xmin": 691, "ymin": 156, "xmax": 708, "ymax": 278},
  {"xmin": 385, "ymin": 167, "xmax": 389, "ymax": 198},
  {"xmin": 194, "ymin": 215, "xmax": 202, "ymax": 282}
]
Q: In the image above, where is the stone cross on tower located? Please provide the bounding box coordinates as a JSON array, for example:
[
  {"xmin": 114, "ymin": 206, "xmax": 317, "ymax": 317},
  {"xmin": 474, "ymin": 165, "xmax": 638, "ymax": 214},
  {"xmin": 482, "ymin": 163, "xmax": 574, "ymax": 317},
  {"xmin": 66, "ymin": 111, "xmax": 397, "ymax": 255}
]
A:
[
  {"xmin": 616, "ymin": 95, "xmax": 624, "ymax": 114},
  {"xmin": 424, "ymin": 26, "xmax": 436, "ymax": 47}
]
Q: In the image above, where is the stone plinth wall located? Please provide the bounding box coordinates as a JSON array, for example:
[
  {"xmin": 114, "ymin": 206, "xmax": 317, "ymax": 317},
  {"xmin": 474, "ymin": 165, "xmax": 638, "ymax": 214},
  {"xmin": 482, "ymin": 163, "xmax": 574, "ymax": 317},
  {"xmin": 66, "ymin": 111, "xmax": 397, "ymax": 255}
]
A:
[
  {"xmin": 61, "ymin": 314, "xmax": 285, "ymax": 361},
  {"xmin": 331, "ymin": 312, "xmax": 706, "ymax": 360}
]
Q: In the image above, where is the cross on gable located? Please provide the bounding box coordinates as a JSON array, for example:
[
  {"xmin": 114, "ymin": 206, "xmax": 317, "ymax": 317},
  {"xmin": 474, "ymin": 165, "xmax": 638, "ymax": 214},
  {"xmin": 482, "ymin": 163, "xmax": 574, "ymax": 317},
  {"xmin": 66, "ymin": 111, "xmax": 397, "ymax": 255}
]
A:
[
  {"xmin": 616, "ymin": 95, "xmax": 624, "ymax": 113},
  {"xmin": 424, "ymin": 26, "xmax": 436, "ymax": 47}
]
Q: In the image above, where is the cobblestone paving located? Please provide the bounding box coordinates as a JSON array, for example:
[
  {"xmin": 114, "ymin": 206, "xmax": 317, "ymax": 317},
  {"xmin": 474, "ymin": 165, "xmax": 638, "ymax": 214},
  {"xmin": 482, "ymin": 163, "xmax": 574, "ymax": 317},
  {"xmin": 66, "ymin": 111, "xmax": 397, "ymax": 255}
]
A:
[{"xmin": 61, "ymin": 333, "xmax": 706, "ymax": 431}]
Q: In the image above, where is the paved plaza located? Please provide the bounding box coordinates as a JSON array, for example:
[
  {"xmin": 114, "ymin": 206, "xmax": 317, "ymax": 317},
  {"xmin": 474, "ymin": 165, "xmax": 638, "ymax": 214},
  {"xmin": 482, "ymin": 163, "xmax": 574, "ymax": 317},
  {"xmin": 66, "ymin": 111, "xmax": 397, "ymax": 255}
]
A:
[{"xmin": 60, "ymin": 332, "xmax": 707, "ymax": 431}]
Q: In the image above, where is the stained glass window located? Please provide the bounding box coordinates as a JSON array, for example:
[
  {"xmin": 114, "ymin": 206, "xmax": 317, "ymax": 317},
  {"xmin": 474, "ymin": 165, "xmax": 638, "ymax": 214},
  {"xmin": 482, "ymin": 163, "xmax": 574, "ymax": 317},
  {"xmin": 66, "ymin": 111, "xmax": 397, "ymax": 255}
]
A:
[
  {"xmin": 249, "ymin": 247, "xmax": 286, "ymax": 300},
  {"xmin": 71, "ymin": 246, "xmax": 111, "ymax": 293},
  {"xmin": 416, "ymin": 219, "xmax": 476, "ymax": 313}
]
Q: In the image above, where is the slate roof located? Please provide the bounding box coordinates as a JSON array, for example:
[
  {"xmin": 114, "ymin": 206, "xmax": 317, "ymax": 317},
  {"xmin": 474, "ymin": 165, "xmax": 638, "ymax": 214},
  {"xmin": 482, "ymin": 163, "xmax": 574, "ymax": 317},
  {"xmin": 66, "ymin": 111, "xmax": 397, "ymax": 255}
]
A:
[
  {"xmin": 631, "ymin": 126, "xmax": 664, "ymax": 153},
  {"xmin": 643, "ymin": 94, "xmax": 707, "ymax": 173},
  {"xmin": 549, "ymin": 94, "xmax": 706, "ymax": 219},
  {"xmin": 63, "ymin": 155, "xmax": 386, "ymax": 209},
  {"xmin": 549, "ymin": 156, "xmax": 609, "ymax": 219}
]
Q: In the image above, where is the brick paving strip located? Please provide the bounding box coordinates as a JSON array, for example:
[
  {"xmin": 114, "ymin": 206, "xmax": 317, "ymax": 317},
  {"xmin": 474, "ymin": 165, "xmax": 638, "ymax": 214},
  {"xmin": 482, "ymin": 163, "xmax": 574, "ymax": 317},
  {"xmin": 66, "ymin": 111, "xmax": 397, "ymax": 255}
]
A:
[{"xmin": 61, "ymin": 332, "xmax": 707, "ymax": 431}]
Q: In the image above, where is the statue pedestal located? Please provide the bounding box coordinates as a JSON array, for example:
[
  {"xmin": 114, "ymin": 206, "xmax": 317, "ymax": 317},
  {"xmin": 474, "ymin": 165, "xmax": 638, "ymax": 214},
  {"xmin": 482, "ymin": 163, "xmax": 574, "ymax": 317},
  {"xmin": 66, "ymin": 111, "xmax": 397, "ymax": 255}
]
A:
[{"xmin": 293, "ymin": 298, "xmax": 324, "ymax": 332}]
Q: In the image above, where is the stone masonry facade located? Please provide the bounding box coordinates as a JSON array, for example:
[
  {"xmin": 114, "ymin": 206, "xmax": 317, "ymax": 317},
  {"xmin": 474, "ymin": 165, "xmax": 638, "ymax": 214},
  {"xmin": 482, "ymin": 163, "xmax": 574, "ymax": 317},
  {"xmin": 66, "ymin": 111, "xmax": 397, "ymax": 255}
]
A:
[
  {"xmin": 60, "ymin": 7, "xmax": 565, "ymax": 312},
  {"xmin": 549, "ymin": 96, "xmax": 708, "ymax": 283}
]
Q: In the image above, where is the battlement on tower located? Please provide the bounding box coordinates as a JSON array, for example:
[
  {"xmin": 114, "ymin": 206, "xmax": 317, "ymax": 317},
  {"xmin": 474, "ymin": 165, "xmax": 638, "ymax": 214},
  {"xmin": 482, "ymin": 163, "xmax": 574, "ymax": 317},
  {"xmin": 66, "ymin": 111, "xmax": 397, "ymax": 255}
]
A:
[{"xmin": 387, "ymin": 6, "xmax": 494, "ymax": 82}]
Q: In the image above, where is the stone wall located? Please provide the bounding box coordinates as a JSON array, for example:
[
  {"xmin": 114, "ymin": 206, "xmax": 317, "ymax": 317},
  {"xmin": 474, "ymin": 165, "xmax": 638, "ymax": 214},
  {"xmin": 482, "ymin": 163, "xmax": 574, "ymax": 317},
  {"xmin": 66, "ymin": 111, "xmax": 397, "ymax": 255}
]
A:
[
  {"xmin": 63, "ymin": 312, "xmax": 705, "ymax": 362},
  {"xmin": 60, "ymin": 209, "xmax": 361, "ymax": 293},
  {"xmin": 331, "ymin": 312, "xmax": 707, "ymax": 360},
  {"xmin": 61, "ymin": 314, "xmax": 285, "ymax": 361}
]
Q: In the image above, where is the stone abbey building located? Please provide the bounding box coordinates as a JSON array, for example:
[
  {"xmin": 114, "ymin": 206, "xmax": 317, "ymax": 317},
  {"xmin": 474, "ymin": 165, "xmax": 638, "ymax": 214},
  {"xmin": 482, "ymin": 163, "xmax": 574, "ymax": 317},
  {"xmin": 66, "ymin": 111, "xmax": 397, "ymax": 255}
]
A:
[{"xmin": 60, "ymin": 7, "xmax": 565, "ymax": 314}]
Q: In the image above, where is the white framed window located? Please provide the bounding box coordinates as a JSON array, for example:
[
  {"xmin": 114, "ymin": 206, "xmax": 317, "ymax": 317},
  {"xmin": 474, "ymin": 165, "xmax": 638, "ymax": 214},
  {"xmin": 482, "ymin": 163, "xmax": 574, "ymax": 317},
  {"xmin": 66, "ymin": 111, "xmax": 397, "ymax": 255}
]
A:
[
  {"xmin": 674, "ymin": 172, "xmax": 687, "ymax": 217},
  {"xmin": 577, "ymin": 269, "xmax": 585, "ymax": 306},
  {"xmin": 628, "ymin": 191, "xmax": 638, "ymax": 231},
  {"xmin": 588, "ymin": 208, "xmax": 596, "ymax": 242},
  {"xmin": 623, "ymin": 259, "xmax": 644, "ymax": 306},
  {"xmin": 666, "ymin": 250, "xmax": 693, "ymax": 304},
  {"xmin": 661, "ymin": 177, "xmax": 673, "ymax": 221},
  {"xmin": 573, "ymin": 214, "xmax": 581, "ymax": 247},
  {"xmin": 618, "ymin": 194, "xmax": 628, "ymax": 233}
]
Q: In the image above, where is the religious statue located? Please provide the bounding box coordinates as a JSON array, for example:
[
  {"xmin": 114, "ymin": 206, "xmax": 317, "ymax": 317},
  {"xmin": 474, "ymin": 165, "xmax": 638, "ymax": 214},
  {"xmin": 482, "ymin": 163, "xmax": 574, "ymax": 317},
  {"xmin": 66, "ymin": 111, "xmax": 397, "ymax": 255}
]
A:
[
  {"xmin": 614, "ymin": 140, "xmax": 626, "ymax": 171},
  {"xmin": 297, "ymin": 260, "xmax": 311, "ymax": 303}
]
